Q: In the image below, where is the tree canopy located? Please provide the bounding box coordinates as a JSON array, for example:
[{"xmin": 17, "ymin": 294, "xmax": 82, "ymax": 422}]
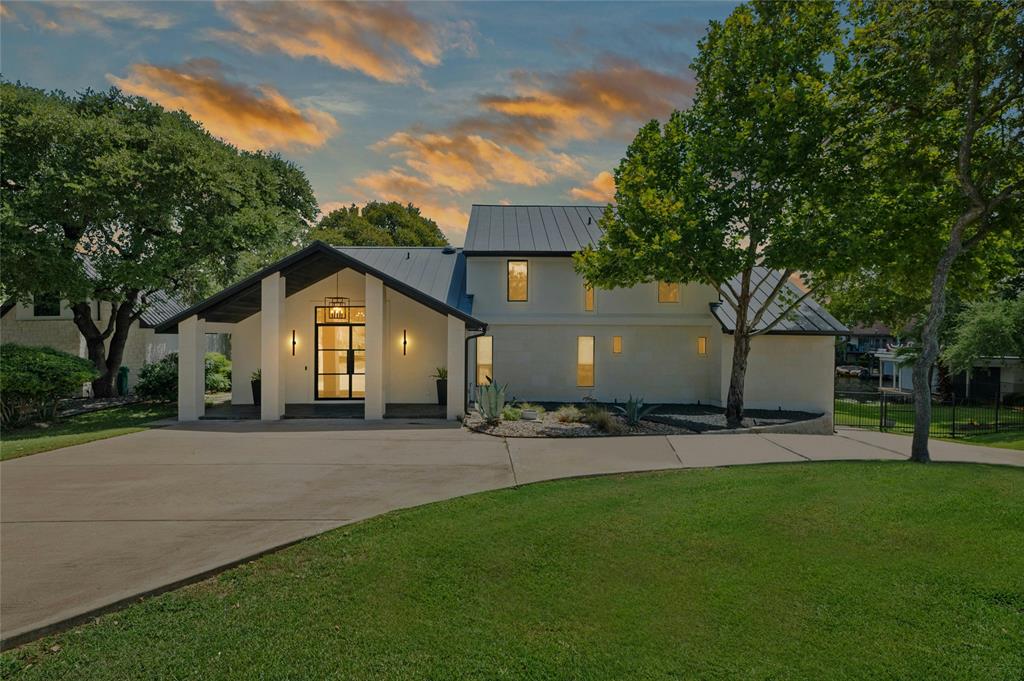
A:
[
  {"xmin": 941, "ymin": 296, "xmax": 1024, "ymax": 373},
  {"xmin": 309, "ymin": 202, "xmax": 448, "ymax": 247},
  {"xmin": 0, "ymin": 82, "xmax": 318, "ymax": 395}
]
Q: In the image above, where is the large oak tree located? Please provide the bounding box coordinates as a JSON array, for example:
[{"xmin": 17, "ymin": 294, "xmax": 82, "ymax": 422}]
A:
[{"xmin": 1, "ymin": 83, "xmax": 317, "ymax": 396}]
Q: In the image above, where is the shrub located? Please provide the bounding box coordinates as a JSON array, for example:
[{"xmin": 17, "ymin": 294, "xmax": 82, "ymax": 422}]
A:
[
  {"xmin": 502, "ymin": 406, "xmax": 522, "ymax": 421},
  {"xmin": 612, "ymin": 395, "xmax": 658, "ymax": 427},
  {"xmin": 517, "ymin": 402, "xmax": 546, "ymax": 415},
  {"xmin": 582, "ymin": 405, "xmax": 628, "ymax": 435},
  {"xmin": 136, "ymin": 353, "xmax": 178, "ymax": 402},
  {"xmin": 476, "ymin": 381, "xmax": 507, "ymax": 424},
  {"xmin": 204, "ymin": 352, "xmax": 232, "ymax": 393},
  {"xmin": 555, "ymin": 405, "xmax": 583, "ymax": 423},
  {"xmin": 0, "ymin": 343, "xmax": 98, "ymax": 426}
]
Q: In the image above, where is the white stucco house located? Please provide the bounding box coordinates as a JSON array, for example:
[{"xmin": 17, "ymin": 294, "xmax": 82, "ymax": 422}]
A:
[{"xmin": 157, "ymin": 205, "xmax": 847, "ymax": 422}]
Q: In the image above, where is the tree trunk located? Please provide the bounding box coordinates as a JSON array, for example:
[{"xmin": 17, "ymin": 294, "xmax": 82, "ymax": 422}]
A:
[
  {"xmin": 725, "ymin": 330, "xmax": 752, "ymax": 428},
  {"xmin": 70, "ymin": 294, "xmax": 139, "ymax": 398}
]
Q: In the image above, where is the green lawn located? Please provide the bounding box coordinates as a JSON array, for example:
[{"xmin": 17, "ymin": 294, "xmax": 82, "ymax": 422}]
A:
[
  {"xmin": 4, "ymin": 462, "xmax": 1022, "ymax": 680},
  {"xmin": 0, "ymin": 402, "xmax": 176, "ymax": 460},
  {"xmin": 835, "ymin": 398, "xmax": 1024, "ymax": 438}
]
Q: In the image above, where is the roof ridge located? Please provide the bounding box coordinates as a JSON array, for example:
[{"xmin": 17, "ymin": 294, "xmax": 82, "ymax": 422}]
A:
[{"xmin": 469, "ymin": 203, "xmax": 604, "ymax": 208}]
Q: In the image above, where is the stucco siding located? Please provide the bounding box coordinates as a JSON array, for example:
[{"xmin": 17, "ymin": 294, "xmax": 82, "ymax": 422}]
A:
[{"xmin": 720, "ymin": 334, "xmax": 835, "ymax": 414}]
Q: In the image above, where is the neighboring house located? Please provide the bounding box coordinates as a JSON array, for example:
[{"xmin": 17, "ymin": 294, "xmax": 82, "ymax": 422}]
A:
[
  {"xmin": 0, "ymin": 291, "xmax": 184, "ymax": 391},
  {"xmin": 157, "ymin": 205, "xmax": 847, "ymax": 422},
  {"xmin": 837, "ymin": 323, "xmax": 896, "ymax": 363},
  {"xmin": 875, "ymin": 347, "xmax": 1024, "ymax": 400}
]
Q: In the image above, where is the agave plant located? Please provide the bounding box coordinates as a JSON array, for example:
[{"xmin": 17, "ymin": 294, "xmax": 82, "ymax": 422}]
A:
[
  {"xmin": 476, "ymin": 381, "xmax": 508, "ymax": 424},
  {"xmin": 613, "ymin": 395, "xmax": 659, "ymax": 426}
]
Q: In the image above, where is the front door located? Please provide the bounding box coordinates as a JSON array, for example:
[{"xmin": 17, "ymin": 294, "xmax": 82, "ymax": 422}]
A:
[{"xmin": 315, "ymin": 309, "xmax": 366, "ymax": 400}]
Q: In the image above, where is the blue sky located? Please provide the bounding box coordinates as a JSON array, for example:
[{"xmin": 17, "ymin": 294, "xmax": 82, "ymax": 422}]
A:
[{"xmin": 1, "ymin": 1, "xmax": 737, "ymax": 242}]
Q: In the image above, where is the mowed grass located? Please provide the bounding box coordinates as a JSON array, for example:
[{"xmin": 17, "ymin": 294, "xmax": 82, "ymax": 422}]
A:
[
  {"xmin": 4, "ymin": 462, "xmax": 1023, "ymax": 680},
  {"xmin": 0, "ymin": 402, "xmax": 175, "ymax": 460}
]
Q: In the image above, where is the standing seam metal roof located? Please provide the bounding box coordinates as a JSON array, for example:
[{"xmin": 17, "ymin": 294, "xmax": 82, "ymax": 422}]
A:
[
  {"xmin": 711, "ymin": 267, "xmax": 847, "ymax": 335},
  {"xmin": 464, "ymin": 204, "xmax": 606, "ymax": 253},
  {"xmin": 335, "ymin": 247, "xmax": 472, "ymax": 315}
]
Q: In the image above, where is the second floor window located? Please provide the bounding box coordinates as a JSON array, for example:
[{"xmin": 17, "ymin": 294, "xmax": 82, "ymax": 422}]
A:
[
  {"xmin": 658, "ymin": 281, "xmax": 680, "ymax": 303},
  {"xmin": 507, "ymin": 260, "xmax": 528, "ymax": 301},
  {"xmin": 584, "ymin": 284, "xmax": 594, "ymax": 311},
  {"xmin": 32, "ymin": 295, "xmax": 61, "ymax": 317}
]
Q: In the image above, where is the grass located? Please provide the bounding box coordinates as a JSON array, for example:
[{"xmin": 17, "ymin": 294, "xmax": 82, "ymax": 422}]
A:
[
  {"xmin": 0, "ymin": 402, "xmax": 176, "ymax": 460},
  {"xmin": 4, "ymin": 462, "xmax": 1022, "ymax": 680},
  {"xmin": 940, "ymin": 431, "xmax": 1024, "ymax": 450}
]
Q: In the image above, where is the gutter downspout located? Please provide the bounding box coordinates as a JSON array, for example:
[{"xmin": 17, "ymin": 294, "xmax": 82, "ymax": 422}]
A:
[{"xmin": 464, "ymin": 325, "xmax": 487, "ymax": 416}]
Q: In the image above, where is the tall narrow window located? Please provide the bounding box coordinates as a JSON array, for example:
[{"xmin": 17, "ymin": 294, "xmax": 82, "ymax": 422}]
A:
[
  {"xmin": 577, "ymin": 336, "xmax": 595, "ymax": 387},
  {"xmin": 612, "ymin": 336, "xmax": 622, "ymax": 354},
  {"xmin": 476, "ymin": 336, "xmax": 493, "ymax": 385},
  {"xmin": 658, "ymin": 281, "xmax": 680, "ymax": 303},
  {"xmin": 32, "ymin": 295, "xmax": 61, "ymax": 317},
  {"xmin": 584, "ymin": 284, "xmax": 595, "ymax": 311},
  {"xmin": 697, "ymin": 336, "xmax": 708, "ymax": 356},
  {"xmin": 507, "ymin": 260, "xmax": 528, "ymax": 301}
]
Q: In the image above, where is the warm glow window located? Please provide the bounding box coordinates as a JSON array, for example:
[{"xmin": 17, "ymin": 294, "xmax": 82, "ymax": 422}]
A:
[
  {"xmin": 476, "ymin": 336, "xmax": 493, "ymax": 386},
  {"xmin": 658, "ymin": 281, "xmax": 680, "ymax": 303},
  {"xmin": 577, "ymin": 336, "xmax": 595, "ymax": 387},
  {"xmin": 584, "ymin": 285, "xmax": 595, "ymax": 311},
  {"xmin": 612, "ymin": 336, "xmax": 622, "ymax": 354},
  {"xmin": 697, "ymin": 336, "xmax": 708, "ymax": 356},
  {"xmin": 507, "ymin": 260, "xmax": 528, "ymax": 301}
]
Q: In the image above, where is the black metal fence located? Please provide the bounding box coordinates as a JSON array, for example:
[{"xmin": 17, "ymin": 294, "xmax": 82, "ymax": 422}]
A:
[{"xmin": 834, "ymin": 387, "xmax": 1024, "ymax": 438}]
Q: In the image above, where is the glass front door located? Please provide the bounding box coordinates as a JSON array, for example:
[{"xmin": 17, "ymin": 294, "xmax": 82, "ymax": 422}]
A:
[{"xmin": 315, "ymin": 307, "xmax": 366, "ymax": 400}]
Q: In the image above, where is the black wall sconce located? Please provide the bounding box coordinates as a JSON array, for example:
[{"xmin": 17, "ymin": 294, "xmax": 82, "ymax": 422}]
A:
[
  {"xmin": 402, "ymin": 329, "xmax": 407, "ymax": 355},
  {"xmin": 291, "ymin": 329, "xmax": 296, "ymax": 356}
]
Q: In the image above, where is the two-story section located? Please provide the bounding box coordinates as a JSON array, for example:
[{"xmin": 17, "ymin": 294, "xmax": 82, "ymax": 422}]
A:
[{"xmin": 463, "ymin": 204, "xmax": 844, "ymax": 416}]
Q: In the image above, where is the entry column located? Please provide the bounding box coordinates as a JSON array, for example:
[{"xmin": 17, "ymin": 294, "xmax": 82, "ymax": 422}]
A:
[
  {"xmin": 178, "ymin": 315, "xmax": 206, "ymax": 421},
  {"xmin": 446, "ymin": 315, "xmax": 466, "ymax": 419},
  {"xmin": 261, "ymin": 272, "xmax": 285, "ymax": 420},
  {"xmin": 364, "ymin": 274, "xmax": 385, "ymax": 419}
]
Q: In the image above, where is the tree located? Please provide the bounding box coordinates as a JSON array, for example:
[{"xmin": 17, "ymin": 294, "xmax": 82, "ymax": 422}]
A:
[
  {"xmin": 941, "ymin": 296, "xmax": 1024, "ymax": 374},
  {"xmin": 309, "ymin": 201, "xmax": 448, "ymax": 247},
  {"xmin": 833, "ymin": 0, "xmax": 1023, "ymax": 461},
  {"xmin": 575, "ymin": 1, "xmax": 855, "ymax": 427},
  {"xmin": 1, "ymin": 83, "xmax": 318, "ymax": 396}
]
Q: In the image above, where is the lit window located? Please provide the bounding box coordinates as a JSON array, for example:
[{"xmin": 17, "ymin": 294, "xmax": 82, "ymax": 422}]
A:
[
  {"xmin": 476, "ymin": 336, "xmax": 493, "ymax": 385},
  {"xmin": 697, "ymin": 336, "xmax": 708, "ymax": 356},
  {"xmin": 584, "ymin": 284, "xmax": 594, "ymax": 311},
  {"xmin": 577, "ymin": 336, "xmax": 595, "ymax": 387},
  {"xmin": 658, "ymin": 281, "xmax": 680, "ymax": 303},
  {"xmin": 507, "ymin": 260, "xmax": 528, "ymax": 301},
  {"xmin": 32, "ymin": 295, "xmax": 61, "ymax": 317},
  {"xmin": 612, "ymin": 336, "xmax": 622, "ymax": 354}
]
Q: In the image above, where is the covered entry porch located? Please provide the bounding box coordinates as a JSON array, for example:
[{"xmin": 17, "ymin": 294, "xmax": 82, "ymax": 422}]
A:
[{"xmin": 158, "ymin": 243, "xmax": 485, "ymax": 422}]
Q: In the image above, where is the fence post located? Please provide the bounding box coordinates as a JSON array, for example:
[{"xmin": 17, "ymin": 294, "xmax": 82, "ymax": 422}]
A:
[
  {"xmin": 951, "ymin": 397, "xmax": 956, "ymax": 439},
  {"xmin": 880, "ymin": 392, "xmax": 886, "ymax": 432},
  {"xmin": 995, "ymin": 383, "xmax": 1001, "ymax": 434}
]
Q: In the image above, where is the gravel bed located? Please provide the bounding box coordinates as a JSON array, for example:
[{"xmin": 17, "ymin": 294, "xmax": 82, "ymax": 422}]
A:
[
  {"xmin": 464, "ymin": 411, "xmax": 695, "ymax": 438},
  {"xmin": 649, "ymin": 412, "xmax": 810, "ymax": 433}
]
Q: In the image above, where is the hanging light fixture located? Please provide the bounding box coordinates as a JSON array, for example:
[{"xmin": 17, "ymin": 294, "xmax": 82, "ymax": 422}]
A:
[{"xmin": 324, "ymin": 272, "xmax": 349, "ymax": 320}]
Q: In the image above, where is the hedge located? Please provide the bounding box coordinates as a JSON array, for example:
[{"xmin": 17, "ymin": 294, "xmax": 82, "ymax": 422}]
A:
[
  {"xmin": 0, "ymin": 343, "xmax": 98, "ymax": 426},
  {"xmin": 135, "ymin": 352, "xmax": 232, "ymax": 402}
]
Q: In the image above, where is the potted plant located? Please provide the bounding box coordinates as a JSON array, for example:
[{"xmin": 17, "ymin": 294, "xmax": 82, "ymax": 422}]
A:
[
  {"xmin": 251, "ymin": 369, "xmax": 261, "ymax": 406},
  {"xmin": 432, "ymin": 367, "xmax": 448, "ymax": 405}
]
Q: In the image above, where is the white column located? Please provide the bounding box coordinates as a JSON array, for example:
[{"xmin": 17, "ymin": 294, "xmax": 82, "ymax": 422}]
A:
[
  {"xmin": 261, "ymin": 272, "xmax": 285, "ymax": 420},
  {"xmin": 178, "ymin": 315, "xmax": 206, "ymax": 421},
  {"xmin": 446, "ymin": 315, "xmax": 466, "ymax": 420},
  {"xmin": 364, "ymin": 274, "xmax": 385, "ymax": 419}
]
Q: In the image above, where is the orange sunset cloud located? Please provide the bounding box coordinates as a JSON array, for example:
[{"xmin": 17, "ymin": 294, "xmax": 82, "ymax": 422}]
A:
[
  {"xmin": 8, "ymin": 0, "xmax": 179, "ymax": 33},
  {"xmin": 569, "ymin": 171, "xmax": 616, "ymax": 203},
  {"xmin": 108, "ymin": 60, "xmax": 339, "ymax": 152},
  {"xmin": 353, "ymin": 169, "xmax": 470, "ymax": 240}
]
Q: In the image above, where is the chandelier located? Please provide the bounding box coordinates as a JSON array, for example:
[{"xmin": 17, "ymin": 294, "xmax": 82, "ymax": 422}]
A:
[{"xmin": 324, "ymin": 273, "xmax": 349, "ymax": 320}]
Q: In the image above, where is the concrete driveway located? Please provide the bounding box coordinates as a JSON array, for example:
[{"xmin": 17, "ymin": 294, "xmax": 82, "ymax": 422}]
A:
[{"xmin": 2, "ymin": 421, "xmax": 1020, "ymax": 646}]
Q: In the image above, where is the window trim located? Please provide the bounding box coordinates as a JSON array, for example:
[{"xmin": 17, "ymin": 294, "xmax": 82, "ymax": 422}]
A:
[
  {"xmin": 576, "ymin": 335, "xmax": 595, "ymax": 387},
  {"xmin": 476, "ymin": 335, "xmax": 493, "ymax": 386},
  {"xmin": 31, "ymin": 295, "xmax": 62, "ymax": 318},
  {"xmin": 506, "ymin": 259, "xmax": 528, "ymax": 302},
  {"xmin": 584, "ymin": 284, "xmax": 595, "ymax": 312},
  {"xmin": 658, "ymin": 281, "xmax": 681, "ymax": 304}
]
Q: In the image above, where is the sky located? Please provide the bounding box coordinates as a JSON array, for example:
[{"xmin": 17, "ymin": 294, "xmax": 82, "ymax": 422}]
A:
[{"xmin": 1, "ymin": 1, "xmax": 737, "ymax": 244}]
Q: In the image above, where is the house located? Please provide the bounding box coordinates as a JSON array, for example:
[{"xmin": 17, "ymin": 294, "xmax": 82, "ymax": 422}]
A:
[
  {"xmin": 875, "ymin": 347, "xmax": 1024, "ymax": 400},
  {"xmin": 837, "ymin": 323, "xmax": 897, "ymax": 364},
  {"xmin": 156, "ymin": 205, "xmax": 847, "ymax": 424},
  {"xmin": 0, "ymin": 290, "xmax": 184, "ymax": 391}
]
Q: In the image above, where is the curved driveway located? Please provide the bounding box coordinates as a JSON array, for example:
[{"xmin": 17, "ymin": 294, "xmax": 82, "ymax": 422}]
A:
[{"xmin": 2, "ymin": 419, "xmax": 1020, "ymax": 647}]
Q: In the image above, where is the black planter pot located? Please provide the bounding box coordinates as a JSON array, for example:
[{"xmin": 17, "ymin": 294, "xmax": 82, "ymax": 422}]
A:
[
  {"xmin": 436, "ymin": 379, "xmax": 448, "ymax": 406},
  {"xmin": 252, "ymin": 380, "xmax": 262, "ymax": 406}
]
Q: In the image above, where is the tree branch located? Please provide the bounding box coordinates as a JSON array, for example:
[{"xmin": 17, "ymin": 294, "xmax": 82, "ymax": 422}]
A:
[{"xmin": 749, "ymin": 286, "xmax": 817, "ymax": 337}]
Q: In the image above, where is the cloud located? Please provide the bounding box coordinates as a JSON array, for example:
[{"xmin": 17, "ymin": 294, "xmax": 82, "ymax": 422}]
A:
[
  {"xmin": 8, "ymin": 1, "xmax": 178, "ymax": 33},
  {"xmin": 211, "ymin": 1, "xmax": 471, "ymax": 85},
  {"xmin": 108, "ymin": 60, "xmax": 339, "ymax": 152},
  {"xmin": 351, "ymin": 169, "xmax": 470, "ymax": 241},
  {"xmin": 474, "ymin": 55, "xmax": 695, "ymax": 147},
  {"xmin": 569, "ymin": 171, "xmax": 616, "ymax": 203}
]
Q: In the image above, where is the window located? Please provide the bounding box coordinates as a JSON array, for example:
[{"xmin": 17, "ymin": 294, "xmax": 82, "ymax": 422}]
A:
[
  {"xmin": 507, "ymin": 260, "xmax": 528, "ymax": 301},
  {"xmin": 476, "ymin": 336, "xmax": 493, "ymax": 386},
  {"xmin": 697, "ymin": 336, "xmax": 708, "ymax": 356},
  {"xmin": 32, "ymin": 295, "xmax": 61, "ymax": 317},
  {"xmin": 658, "ymin": 281, "xmax": 680, "ymax": 303},
  {"xmin": 584, "ymin": 284, "xmax": 595, "ymax": 311},
  {"xmin": 577, "ymin": 336, "xmax": 595, "ymax": 387},
  {"xmin": 612, "ymin": 336, "xmax": 622, "ymax": 354}
]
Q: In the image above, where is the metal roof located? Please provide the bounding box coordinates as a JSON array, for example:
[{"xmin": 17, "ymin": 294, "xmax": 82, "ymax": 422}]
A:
[
  {"xmin": 710, "ymin": 268, "xmax": 847, "ymax": 336},
  {"xmin": 69, "ymin": 259, "xmax": 187, "ymax": 328},
  {"xmin": 464, "ymin": 204, "xmax": 606, "ymax": 254},
  {"xmin": 336, "ymin": 247, "xmax": 472, "ymax": 315}
]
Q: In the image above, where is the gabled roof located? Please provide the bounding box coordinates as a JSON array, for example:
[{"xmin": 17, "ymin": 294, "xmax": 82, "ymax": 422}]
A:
[
  {"xmin": 155, "ymin": 242, "xmax": 485, "ymax": 333},
  {"xmin": 710, "ymin": 268, "xmax": 847, "ymax": 336},
  {"xmin": 464, "ymin": 204, "xmax": 606, "ymax": 255}
]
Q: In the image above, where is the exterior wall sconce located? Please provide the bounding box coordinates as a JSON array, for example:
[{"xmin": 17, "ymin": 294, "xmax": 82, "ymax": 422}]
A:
[
  {"xmin": 403, "ymin": 329, "xmax": 408, "ymax": 355},
  {"xmin": 291, "ymin": 329, "xmax": 297, "ymax": 356}
]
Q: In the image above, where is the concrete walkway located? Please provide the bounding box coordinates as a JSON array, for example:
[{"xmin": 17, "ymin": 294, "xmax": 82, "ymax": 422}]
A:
[{"xmin": 2, "ymin": 421, "xmax": 1020, "ymax": 646}]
